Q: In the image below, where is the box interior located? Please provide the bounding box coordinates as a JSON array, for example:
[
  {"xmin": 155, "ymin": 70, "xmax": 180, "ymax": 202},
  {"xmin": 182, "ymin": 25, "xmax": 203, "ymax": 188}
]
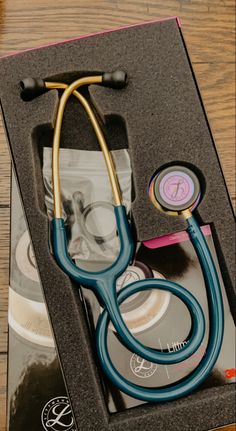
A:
[{"xmin": 0, "ymin": 18, "xmax": 235, "ymax": 430}]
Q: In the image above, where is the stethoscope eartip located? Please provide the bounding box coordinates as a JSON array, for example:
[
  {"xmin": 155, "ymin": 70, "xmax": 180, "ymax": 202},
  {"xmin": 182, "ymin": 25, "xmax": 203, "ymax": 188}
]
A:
[
  {"xmin": 102, "ymin": 70, "xmax": 127, "ymax": 89},
  {"xmin": 20, "ymin": 78, "xmax": 47, "ymax": 101}
]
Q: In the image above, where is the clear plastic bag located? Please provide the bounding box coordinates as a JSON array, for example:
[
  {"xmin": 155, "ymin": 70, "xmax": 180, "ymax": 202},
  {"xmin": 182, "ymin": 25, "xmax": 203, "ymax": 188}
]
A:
[{"xmin": 43, "ymin": 147, "xmax": 132, "ymax": 265}]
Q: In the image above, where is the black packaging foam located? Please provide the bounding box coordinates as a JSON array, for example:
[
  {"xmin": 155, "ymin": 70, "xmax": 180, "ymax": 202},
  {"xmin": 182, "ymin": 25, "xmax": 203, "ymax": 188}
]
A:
[{"xmin": 0, "ymin": 18, "xmax": 235, "ymax": 430}]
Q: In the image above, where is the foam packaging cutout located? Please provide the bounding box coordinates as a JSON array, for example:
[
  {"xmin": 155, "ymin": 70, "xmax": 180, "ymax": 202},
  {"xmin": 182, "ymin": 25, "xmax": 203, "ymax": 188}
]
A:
[{"xmin": 0, "ymin": 18, "xmax": 235, "ymax": 430}]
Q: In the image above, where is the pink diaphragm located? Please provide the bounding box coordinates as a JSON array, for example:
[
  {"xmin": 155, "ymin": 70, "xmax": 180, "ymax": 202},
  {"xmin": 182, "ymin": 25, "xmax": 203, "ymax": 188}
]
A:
[{"xmin": 149, "ymin": 166, "xmax": 201, "ymax": 213}]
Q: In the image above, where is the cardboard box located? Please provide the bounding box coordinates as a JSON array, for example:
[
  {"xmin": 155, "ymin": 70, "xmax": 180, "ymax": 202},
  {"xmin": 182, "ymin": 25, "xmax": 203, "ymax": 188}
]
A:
[{"xmin": 1, "ymin": 17, "xmax": 235, "ymax": 430}]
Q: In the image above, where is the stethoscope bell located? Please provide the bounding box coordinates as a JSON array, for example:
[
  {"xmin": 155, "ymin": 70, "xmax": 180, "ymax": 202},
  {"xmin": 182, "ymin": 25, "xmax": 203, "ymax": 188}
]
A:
[{"xmin": 149, "ymin": 165, "xmax": 201, "ymax": 216}]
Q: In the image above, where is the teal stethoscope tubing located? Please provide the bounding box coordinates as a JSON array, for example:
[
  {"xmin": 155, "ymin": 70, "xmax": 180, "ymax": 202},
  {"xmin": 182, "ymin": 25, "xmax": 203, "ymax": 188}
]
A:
[
  {"xmin": 97, "ymin": 214, "xmax": 224, "ymax": 401},
  {"xmin": 52, "ymin": 206, "xmax": 224, "ymax": 402}
]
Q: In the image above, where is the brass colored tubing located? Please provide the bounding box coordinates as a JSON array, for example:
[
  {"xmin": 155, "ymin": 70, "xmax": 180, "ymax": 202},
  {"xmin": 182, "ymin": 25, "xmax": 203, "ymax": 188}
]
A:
[{"xmin": 45, "ymin": 77, "xmax": 122, "ymax": 218}]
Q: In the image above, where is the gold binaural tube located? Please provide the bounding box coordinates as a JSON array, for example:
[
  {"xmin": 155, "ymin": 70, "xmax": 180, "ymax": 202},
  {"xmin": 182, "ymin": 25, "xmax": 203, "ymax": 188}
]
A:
[{"xmin": 45, "ymin": 77, "xmax": 122, "ymax": 218}]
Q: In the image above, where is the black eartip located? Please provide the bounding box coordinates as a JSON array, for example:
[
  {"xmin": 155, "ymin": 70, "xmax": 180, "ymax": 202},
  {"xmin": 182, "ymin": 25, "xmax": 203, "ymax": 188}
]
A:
[
  {"xmin": 20, "ymin": 78, "xmax": 47, "ymax": 101},
  {"xmin": 102, "ymin": 71, "xmax": 127, "ymax": 89}
]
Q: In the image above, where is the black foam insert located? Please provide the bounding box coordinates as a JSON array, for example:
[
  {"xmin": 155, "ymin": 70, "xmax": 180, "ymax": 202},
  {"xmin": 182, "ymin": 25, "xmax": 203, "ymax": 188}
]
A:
[{"xmin": 0, "ymin": 18, "xmax": 235, "ymax": 430}]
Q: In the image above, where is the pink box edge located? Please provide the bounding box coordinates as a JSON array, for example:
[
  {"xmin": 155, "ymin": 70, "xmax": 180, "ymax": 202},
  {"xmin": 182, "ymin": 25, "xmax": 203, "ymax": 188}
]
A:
[{"xmin": 143, "ymin": 225, "xmax": 211, "ymax": 249}]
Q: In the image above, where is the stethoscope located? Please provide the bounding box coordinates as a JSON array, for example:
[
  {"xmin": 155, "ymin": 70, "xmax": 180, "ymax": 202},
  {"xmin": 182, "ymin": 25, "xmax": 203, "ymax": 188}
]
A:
[{"xmin": 21, "ymin": 71, "xmax": 224, "ymax": 402}]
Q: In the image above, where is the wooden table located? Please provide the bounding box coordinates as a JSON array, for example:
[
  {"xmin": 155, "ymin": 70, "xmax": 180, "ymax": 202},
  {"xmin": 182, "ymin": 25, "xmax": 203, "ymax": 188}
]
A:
[{"xmin": 0, "ymin": 1, "xmax": 235, "ymax": 430}]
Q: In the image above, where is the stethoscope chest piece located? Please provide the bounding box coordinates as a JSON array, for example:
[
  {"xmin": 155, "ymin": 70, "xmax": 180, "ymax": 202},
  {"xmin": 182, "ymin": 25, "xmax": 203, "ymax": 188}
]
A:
[{"xmin": 149, "ymin": 165, "xmax": 201, "ymax": 215}]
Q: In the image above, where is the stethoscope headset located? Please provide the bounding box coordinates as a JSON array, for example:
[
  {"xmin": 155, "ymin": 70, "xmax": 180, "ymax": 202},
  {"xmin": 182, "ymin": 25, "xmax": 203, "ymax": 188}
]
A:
[{"xmin": 20, "ymin": 71, "xmax": 224, "ymax": 402}]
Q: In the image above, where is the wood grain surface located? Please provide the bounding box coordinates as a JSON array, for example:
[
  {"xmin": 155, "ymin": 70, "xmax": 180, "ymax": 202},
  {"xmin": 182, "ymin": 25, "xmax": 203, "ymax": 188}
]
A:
[{"xmin": 0, "ymin": 1, "xmax": 235, "ymax": 430}]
